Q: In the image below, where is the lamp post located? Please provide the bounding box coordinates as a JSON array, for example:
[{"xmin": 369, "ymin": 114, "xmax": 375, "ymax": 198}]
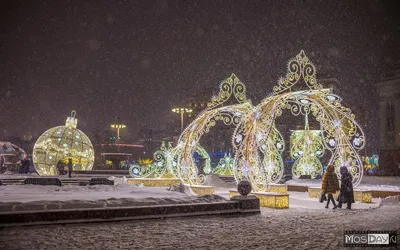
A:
[
  {"xmin": 172, "ymin": 107, "xmax": 193, "ymax": 131},
  {"xmin": 111, "ymin": 118, "xmax": 126, "ymax": 142}
]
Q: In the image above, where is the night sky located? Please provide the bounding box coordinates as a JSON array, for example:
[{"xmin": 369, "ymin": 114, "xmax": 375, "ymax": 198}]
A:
[{"xmin": 1, "ymin": 0, "xmax": 399, "ymax": 153}]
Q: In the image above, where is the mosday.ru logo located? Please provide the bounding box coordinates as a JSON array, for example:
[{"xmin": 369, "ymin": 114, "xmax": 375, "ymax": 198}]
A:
[
  {"xmin": 344, "ymin": 231, "xmax": 397, "ymax": 246},
  {"xmin": 345, "ymin": 234, "xmax": 367, "ymax": 244},
  {"xmin": 368, "ymin": 234, "xmax": 389, "ymax": 244}
]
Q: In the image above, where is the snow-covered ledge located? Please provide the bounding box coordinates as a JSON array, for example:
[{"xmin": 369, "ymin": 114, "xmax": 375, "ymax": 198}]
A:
[
  {"xmin": 186, "ymin": 185, "xmax": 215, "ymax": 195},
  {"xmin": 127, "ymin": 178, "xmax": 181, "ymax": 187}
]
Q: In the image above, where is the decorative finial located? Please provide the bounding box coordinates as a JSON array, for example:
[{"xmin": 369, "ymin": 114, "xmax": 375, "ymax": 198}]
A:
[{"xmin": 66, "ymin": 110, "xmax": 78, "ymax": 128}]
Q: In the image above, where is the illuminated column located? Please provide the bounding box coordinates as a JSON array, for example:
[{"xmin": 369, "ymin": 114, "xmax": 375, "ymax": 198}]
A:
[{"xmin": 172, "ymin": 107, "xmax": 193, "ymax": 131}]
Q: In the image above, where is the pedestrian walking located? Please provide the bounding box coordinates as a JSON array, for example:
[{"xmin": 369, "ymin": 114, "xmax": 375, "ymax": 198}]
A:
[
  {"xmin": 321, "ymin": 165, "xmax": 340, "ymax": 209},
  {"xmin": 337, "ymin": 166, "xmax": 355, "ymax": 209},
  {"xmin": 67, "ymin": 158, "xmax": 73, "ymax": 178}
]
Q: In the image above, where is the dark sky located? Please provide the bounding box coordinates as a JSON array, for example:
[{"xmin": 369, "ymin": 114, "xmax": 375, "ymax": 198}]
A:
[{"xmin": 1, "ymin": 0, "xmax": 399, "ymax": 153}]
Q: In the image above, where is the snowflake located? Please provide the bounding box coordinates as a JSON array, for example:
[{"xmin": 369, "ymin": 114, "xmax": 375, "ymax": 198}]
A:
[
  {"xmin": 328, "ymin": 139, "xmax": 336, "ymax": 147},
  {"xmin": 353, "ymin": 137, "xmax": 360, "ymax": 146},
  {"xmin": 235, "ymin": 134, "xmax": 242, "ymax": 143}
]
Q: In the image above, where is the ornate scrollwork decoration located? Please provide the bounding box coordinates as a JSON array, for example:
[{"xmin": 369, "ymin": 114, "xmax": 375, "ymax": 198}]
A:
[
  {"xmin": 129, "ymin": 141, "xmax": 177, "ymax": 178},
  {"xmin": 207, "ymin": 74, "xmax": 250, "ymax": 109},
  {"xmin": 172, "ymin": 51, "xmax": 365, "ymax": 190},
  {"xmin": 273, "ymin": 50, "xmax": 322, "ymax": 95}
]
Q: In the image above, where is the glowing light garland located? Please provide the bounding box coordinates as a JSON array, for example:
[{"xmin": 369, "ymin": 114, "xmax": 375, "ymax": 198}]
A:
[
  {"xmin": 129, "ymin": 141, "xmax": 210, "ymax": 179},
  {"xmin": 32, "ymin": 111, "xmax": 95, "ymax": 176},
  {"xmin": 172, "ymin": 51, "xmax": 365, "ymax": 190}
]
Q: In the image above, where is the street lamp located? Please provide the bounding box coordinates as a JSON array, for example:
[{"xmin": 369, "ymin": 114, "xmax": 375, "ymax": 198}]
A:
[
  {"xmin": 111, "ymin": 118, "xmax": 126, "ymax": 142},
  {"xmin": 172, "ymin": 107, "xmax": 193, "ymax": 131}
]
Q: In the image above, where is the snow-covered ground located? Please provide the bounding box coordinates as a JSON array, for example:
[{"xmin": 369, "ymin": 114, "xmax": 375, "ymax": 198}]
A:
[
  {"xmin": 0, "ymin": 175, "xmax": 398, "ymax": 212},
  {"xmin": 286, "ymin": 176, "xmax": 400, "ymax": 191},
  {"xmin": 0, "ymin": 183, "xmax": 381, "ymax": 212},
  {"xmin": 1, "ymin": 203, "xmax": 399, "ymax": 250},
  {"xmin": 0, "ymin": 183, "xmax": 231, "ymax": 212},
  {"xmin": 0, "ymin": 184, "xmax": 190, "ymax": 203},
  {"xmin": 213, "ymin": 187, "xmax": 381, "ymax": 210}
]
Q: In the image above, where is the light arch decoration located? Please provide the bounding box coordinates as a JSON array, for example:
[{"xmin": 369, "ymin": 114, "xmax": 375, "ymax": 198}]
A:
[
  {"xmin": 173, "ymin": 74, "xmax": 254, "ymax": 185},
  {"xmin": 33, "ymin": 111, "xmax": 95, "ymax": 176},
  {"xmin": 233, "ymin": 51, "xmax": 365, "ymax": 190},
  {"xmin": 174, "ymin": 51, "xmax": 365, "ymax": 190}
]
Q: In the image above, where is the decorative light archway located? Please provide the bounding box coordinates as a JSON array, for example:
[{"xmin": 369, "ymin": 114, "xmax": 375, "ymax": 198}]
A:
[{"xmin": 174, "ymin": 51, "xmax": 365, "ymax": 190}]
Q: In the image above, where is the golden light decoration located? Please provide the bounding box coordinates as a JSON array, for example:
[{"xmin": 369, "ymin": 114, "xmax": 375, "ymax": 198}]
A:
[
  {"xmin": 32, "ymin": 111, "xmax": 95, "ymax": 176},
  {"xmin": 171, "ymin": 51, "xmax": 365, "ymax": 191},
  {"xmin": 127, "ymin": 178, "xmax": 181, "ymax": 187},
  {"xmin": 290, "ymin": 113, "xmax": 325, "ymax": 179},
  {"xmin": 128, "ymin": 141, "xmax": 209, "ymax": 179},
  {"xmin": 173, "ymin": 74, "xmax": 253, "ymax": 186},
  {"xmin": 212, "ymin": 153, "xmax": 234, "ymax": 175},
  {"xmin": 229, "ymin": 190, "xmax": 289, "ymax": 208},
  {"xmin": 138, "ymin": 158, "xmax": 153, "ymax": 166}
]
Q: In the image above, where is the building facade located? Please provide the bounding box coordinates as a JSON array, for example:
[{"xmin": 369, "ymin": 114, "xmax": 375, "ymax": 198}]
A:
[{"xmin": 377, "ymin": 70, "xmax": 400, "ymax": 175}]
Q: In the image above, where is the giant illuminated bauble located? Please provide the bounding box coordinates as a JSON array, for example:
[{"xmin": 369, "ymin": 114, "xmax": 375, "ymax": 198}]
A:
[{"xmin": 33, "ymin": 111, "xmax": 95, "ymax": 176}]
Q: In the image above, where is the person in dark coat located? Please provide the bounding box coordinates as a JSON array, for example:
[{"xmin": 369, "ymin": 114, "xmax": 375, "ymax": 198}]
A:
[
  {"xmin": 67, "ymin": 158, "xmax": 73, "ymax": 178},
  {"xmin": 321, "ymin": 165, "xmax": 340, "ymax": 209},
  {"xmin": 337, "ymin": 166, "xmax": 355, "ymax": 209}
]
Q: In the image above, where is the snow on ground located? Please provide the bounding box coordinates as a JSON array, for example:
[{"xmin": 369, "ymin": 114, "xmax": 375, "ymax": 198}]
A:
[
  {"xmin": 286, "ymin": 176, "xmax": 400, "ymax": 191},
  {"xmin": 213, "ymin": 187, "xmax": 381, "ymax": 210},
  {"xmin": 1, "ymin": 203, "xmax": 399, "ymax": 250},
  {"xmin": 0, "ymin": 184, "xmax": 380, "ymax": 212},
  {"xmin": 0, "ymin": 184, "xmax": 190, "ymax": 203},
  {"xmin": 0, "ymin": 183, "xmax": 230, "ymax": 212},
  {"xmin": 0, "ymin": 175, "xmax": 398, "ymax": 212}
]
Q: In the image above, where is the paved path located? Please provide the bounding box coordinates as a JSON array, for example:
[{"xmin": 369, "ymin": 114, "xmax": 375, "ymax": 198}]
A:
[{"xmin": 1, "ymin": 204, "xmax": 399, "ymax": 250}]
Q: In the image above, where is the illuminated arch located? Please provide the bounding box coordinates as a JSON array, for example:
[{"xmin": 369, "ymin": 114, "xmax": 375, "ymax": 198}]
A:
[
  {"xmin": 33, "ymin": 111, "xmax": 95, "ymax": 176},
  {"xmin": 233, "ymin": 51, "xmax": 365, "ymax": 190},
  {"xmin": 175, "ymin": 51, "xmax": 365, "ymax": 190},
  {"xmin": 173, "ymin": 74, "xmax": 253, "ymax": 185}
]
